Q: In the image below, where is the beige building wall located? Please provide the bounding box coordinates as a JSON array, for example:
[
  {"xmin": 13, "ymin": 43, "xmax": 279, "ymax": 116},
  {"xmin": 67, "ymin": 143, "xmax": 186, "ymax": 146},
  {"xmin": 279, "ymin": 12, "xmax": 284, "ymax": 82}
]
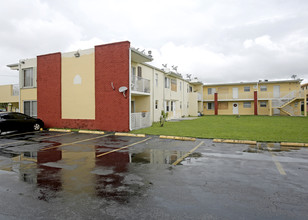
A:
[
  {"xmin": 61, "ymin": 49, "xmax": 95, "ymax": 120},
  {"xmin": 0, "ymin": 85, "xmax": 19, "ymax": 103},
  {"xmin": 20, "ymin": 88, "xmax": 37, "ymax": 113}
]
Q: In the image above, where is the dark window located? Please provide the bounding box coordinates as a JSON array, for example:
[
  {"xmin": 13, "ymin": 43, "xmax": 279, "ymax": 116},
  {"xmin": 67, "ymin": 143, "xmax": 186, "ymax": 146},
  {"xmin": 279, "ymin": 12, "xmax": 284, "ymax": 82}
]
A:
[{"xmin": 137, "ymin": 66, "xmax": 142, "ymax": 78}]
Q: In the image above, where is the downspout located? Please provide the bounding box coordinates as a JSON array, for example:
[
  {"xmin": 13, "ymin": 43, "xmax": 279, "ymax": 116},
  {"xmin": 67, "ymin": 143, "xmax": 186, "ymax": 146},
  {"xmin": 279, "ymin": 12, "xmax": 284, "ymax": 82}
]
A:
[
  {"xmin": 18, "ymin": 61, "xmax": 22, "ymax": 113},
  {"xmin": 152, "ymin": 68, "xmax": 155, "ymax": 123},
  {"xmin": 129, "ymin": 48, "xmax": 132, "ymax": 131}
]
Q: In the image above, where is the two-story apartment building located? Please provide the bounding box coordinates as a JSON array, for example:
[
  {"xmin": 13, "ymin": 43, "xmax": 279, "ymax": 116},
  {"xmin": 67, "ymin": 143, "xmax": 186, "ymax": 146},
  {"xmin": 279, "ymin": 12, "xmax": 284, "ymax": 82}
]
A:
[
  {"xmin": 203, "ymin": 80, "xmax": 306, "ymax": 116},
  {"xmin": 7, "ymin": 41, "xmax": 200, "ymax": 132}
]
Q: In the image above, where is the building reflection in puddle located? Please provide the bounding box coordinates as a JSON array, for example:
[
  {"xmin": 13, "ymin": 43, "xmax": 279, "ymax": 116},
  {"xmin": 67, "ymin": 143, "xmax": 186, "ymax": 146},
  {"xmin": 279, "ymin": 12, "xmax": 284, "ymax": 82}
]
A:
[{"xmin": 0, "ymin": 144, "xmax": 192, "ymax": 202}]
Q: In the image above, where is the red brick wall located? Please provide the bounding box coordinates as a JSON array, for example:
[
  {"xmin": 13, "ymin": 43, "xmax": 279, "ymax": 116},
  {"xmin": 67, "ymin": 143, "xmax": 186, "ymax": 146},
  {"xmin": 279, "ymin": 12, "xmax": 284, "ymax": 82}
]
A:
[
  {"xmin": 95, "ymin": 41, "xmax": 130, "ymax": 131},
  {"xmin": 37, "ymin": 42, "xmax": 130, "ymax": 131},
  {"xmin": 37, "ymin": 53, "xmax": 62, "ymax": 128}
]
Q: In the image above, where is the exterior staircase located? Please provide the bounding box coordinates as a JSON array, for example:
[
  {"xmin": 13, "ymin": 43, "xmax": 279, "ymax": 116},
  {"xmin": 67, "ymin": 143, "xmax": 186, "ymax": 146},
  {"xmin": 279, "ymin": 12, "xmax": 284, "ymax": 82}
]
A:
[{"xmin": 272, "ymin": 91, "xmax": 303, "ymax": 116}]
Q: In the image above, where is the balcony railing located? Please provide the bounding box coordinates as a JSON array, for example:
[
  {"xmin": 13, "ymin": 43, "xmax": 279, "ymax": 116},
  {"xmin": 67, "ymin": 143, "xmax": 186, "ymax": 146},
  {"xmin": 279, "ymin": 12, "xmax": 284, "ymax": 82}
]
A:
[
  {"xmin": 131, "ymin": 112, "xmax": 151, "ymax": 130},
  {"xmin": 131, "ymin": 76, "xmax": 150, "ymax": 94},
  {"xmin": 204, "ymin": 90, "xmax": 305, "ymax": 101}
]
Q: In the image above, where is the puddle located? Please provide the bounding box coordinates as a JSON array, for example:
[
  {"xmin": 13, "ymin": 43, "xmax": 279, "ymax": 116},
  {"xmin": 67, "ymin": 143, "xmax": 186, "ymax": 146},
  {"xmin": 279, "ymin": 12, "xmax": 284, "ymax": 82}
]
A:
[
  {"xmin": 0, "ymin": 141, "xmax": 202, "ymax": 203},
  {"xmin": 244, "ymin": 143, "xmax": 301, "ymax": 153}
]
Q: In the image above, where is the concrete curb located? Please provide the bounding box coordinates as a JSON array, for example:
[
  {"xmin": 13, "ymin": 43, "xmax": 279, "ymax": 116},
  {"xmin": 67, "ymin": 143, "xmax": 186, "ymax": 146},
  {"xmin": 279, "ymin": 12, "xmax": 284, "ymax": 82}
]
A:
[
  {"xmin": 159, "ymin": 135, "xmax": 196, "ymax": 141},
  {"xmin": 115, "ymin": 132, "xmax": 145, "ymax": 137},
  {"xmin": 213, "ymin": 139, "xmax": 257, "ymax": 145},
  {"xmin": 79, "ymin": 130, "xmax": 105, "ymax": 134},
  {"xmin": 49, "ymin": 128, "xmax": 72, "ymax": 132},
  {"xmin": 280, "ymin": 142, "xmax": 308, "ymax": 147}
]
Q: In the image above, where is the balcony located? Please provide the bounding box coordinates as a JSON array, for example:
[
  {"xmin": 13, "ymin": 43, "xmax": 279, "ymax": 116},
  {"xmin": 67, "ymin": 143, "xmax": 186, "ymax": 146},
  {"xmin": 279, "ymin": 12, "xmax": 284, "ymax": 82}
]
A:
[
  {"xmin": 131, "ymin": 76, "xmax": 150, "ymax": 95},
  {"xmin": 131, "ymin": 112, "xmax": 151, "ymax": 130}
]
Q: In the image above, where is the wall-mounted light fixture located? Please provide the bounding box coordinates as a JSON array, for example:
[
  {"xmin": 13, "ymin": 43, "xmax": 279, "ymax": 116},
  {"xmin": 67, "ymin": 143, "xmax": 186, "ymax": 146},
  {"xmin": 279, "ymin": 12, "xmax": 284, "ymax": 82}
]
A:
[{"xmin": 74, "ymin": 51, "xmax": 80, "ymax": 58}]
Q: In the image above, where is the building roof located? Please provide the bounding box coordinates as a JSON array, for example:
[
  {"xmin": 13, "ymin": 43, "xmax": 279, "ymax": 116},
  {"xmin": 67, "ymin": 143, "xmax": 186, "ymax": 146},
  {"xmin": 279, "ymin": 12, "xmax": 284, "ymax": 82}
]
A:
[{"xmin": 204, "ymin": 79, "xmax": 302, "ymax": 87}]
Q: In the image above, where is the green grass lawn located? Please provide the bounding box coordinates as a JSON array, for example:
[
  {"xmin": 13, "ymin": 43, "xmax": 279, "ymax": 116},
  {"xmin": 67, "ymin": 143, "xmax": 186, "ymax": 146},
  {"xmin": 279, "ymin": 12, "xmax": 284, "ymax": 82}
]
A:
[{"xmin": 131, "ymin": 115, "xmax": 308, "ymax": 143}]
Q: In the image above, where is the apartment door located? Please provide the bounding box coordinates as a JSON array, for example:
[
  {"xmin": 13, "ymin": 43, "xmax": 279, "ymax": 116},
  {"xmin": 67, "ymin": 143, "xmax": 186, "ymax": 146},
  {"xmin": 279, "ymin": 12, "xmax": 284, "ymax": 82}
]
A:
[
  {"xmin": 233, "ymin": 88, "xmax": 239, "ymax": 99},
  {"xmin": 233, "ymin": 103, "xmax": 239, "ymax": 114},
  {"xmin": 273, "ymin": 85, "xmax": 280, "ymax": 98}
]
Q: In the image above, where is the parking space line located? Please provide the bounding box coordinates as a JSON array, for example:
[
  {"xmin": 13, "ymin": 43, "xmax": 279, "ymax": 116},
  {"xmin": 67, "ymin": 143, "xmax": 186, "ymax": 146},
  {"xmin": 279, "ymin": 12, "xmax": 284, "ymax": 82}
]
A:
[
  {"xmin": 267, "ymin": 146, "xmax": 286, "ymax": 175},
  {"xmin": 96, "ymin": 137, "xmax": 152, "ymax": 158},
  {"xmin": 0, "ymin": 131, "xmax": 41, "ymax": 138},
  {"xmin": 0, "ymin": 140, "xmax": 26, "ymax": 147},
  {"xmin": 34, "ymin": 132, "xmax": 74, "ymax": 140},
  {"xmin": 42, "ymin": 133, "xmax": 113, "ymax": 151},
  {"xmin": 172, "ymin": 141, "xmax": 204, "ymax": 166}
]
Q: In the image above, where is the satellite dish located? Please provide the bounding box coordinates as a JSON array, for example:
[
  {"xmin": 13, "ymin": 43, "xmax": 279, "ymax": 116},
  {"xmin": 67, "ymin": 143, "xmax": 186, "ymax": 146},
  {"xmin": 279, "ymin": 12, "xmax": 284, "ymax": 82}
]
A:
[
  {"xmin": 119, "ymin": 86, "xmax": 128, "ymax": 98},
  {"xmin": 119, "ymin": 86, "xmax": 128, "ymax": 93}
]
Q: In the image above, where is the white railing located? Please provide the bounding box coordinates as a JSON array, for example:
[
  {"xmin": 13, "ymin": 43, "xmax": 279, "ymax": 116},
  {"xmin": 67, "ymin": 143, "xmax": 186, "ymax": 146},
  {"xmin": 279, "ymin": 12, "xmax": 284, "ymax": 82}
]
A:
[
  {"xmin": 12, "ymin": 84, "xmax": 19, "ymax": 96},
  {"xmin": 204, "ymin": 90, "xmax": 304, "ymax": 101},
  {"xmin": 272, "ymin": 90, "xmax": 303, "ymax": 108},
  {"xmin": 282, "ymin": 105, "xmax": 294, "ymax": 116},
  {"xmin": 131, "ymin": 76, "xmax": 150, "ymax": 93},
  {"xmin": 131, "ymin": 112, "xmax": 151, "ymax": 130}
]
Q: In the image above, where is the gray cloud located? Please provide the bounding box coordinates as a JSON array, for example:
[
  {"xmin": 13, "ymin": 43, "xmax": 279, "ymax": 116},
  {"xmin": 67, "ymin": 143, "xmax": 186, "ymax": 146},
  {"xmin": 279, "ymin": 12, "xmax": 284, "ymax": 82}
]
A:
[{"xmin": 1, "ymin": 0, "xmax": 308, "ymax": 85}]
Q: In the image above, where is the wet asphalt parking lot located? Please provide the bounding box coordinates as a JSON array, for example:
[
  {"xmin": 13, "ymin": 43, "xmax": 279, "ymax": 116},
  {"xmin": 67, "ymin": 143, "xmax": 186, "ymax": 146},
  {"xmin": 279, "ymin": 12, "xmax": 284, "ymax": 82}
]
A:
[{"xmin": 0, "ymin": 131, "xmax": 307, "ymax": 220}]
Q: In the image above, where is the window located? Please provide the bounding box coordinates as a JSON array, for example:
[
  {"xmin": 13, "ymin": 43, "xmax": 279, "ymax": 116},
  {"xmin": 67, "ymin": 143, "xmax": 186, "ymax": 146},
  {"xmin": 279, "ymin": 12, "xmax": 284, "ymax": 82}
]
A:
[
  {"xmin": 24, "ymin": 101, "xmax": 37, "ymax": 117},
  {"xmin": 218, "ymin": 102, "xmax": 228, "ymax": 110},
  {"xmin": 137, "ymin": 66, "xmax": 142, "ymax": 78},
  {"xmin": 180, "ymin": 101, "xmax": 182, "ymax": 109},
  {"xmin": 166, "ymin": 101, "xmax": 170, "ymax": 112},
  {"xmin": 171, "ymin": 79, "xmax": 177, "ymax": 91},
  {"xmin": 244, "ymin": 86, "xmax": 250, "ymax": 92},
  {"xmin": 155, "ymin": 100, "xmax": 158, "ymax": 109},
  {"xmin": 189, "ymin": 86, "xmax": 193, "ymax": 93},
  {"xmin": 260, "ymin": 101, "xmax": 267, "ymax": 107},
  {"xmin": 260, "ymin": 85, "xmax": 267, "ymax": 91},
  {"xmin": 208, "ymin": 88, "xmax": 216, "ymax": 95},
  {"xmin": 23, "ymin": 68, "xmax": 33, "ymax": 87},
  {"xmin": 171, "ymin": 101, "xmax": 174, "ymax": 111},
  {"xmin": 155, "ymin": 73, "xmax": 158, "ymax": 87},
  {"xmin": 207, "ymin": 103, "xmax": 214, "ymax": 110},
  {"xmin": 165, "ymin": 77, "xmax": 170, "ymax": 88},
  {"xmin": 179, "ymin": 82, "xmax": 182, "ymax": 91},
  {"xmin": 243, "ymin": 102, "xmax": 251, "ymax": 108}
]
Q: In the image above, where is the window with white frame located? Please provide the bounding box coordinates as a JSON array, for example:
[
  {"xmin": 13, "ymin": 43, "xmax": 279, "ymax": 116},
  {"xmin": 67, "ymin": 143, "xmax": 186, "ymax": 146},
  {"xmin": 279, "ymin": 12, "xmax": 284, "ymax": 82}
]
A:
[
  {"xmin": 24, "ymin": 101, "xmax": 37, "ymax": 117},
  {"xmin": 243, "ymin": 102, "xmax": 251, "ymax": 108},
  {"xmin": 208, "ymin": 88, "xmax": 216, "ymax": 95},
  {"xmin": 260, "ymin": 101, "xmax": 267, "ymax": 107},
  {"xmin": 244, "ymin": 86, "xmax": 250, "ymax": 92},
  {"xmin": 155, "ymin": 73, "xmax": 158, "ymax": 87},
  {"xmin": 23, "ymin": 68, "xmax": 33, "ymax": 87},
  {"xmin": 260, "ymin": 85, "xmax": 267, "ymax": 91},
  {"xmin": 207, "ymin": 103, "xmax": 214, "ymax": 110},
  {"xmin": 137, "ymin": 66, "xmax": 142, "ymax": 78},
  {"xmin": 165, "ymin": 77, "xmax": 170, "ymax": 88},
  {"xmin": 171, "ymin": 101, "xmax": 174, "ymax": 111},
  {"xmin": 155, "ymin": 100, "xmax": 158, "ymax": 109},
  {"xmin": 165, "ymin": 101, "xmax": 170, "ymax": 112}
]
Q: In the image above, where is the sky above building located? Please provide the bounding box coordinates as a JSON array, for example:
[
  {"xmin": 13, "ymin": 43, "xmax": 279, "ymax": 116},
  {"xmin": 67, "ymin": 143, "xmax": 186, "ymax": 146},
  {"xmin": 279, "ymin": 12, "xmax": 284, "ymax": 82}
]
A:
[{"xmin": 1, "ymin": 0, "xmax": 308, "ymax": 85}]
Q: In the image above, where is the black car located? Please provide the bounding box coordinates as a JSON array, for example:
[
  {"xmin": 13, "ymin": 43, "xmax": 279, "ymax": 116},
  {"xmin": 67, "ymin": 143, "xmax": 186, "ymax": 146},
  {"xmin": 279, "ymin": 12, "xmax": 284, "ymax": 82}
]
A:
[{"xmin": 0, "ymin": 112, "xmax": 44, "ymax": 134}]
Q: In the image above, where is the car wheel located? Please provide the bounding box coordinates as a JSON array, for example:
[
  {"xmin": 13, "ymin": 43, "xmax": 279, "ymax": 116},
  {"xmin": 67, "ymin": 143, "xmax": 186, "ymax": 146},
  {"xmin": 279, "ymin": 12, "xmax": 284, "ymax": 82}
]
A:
[{"xmin": 33, "ymin": 123, "xmax": 41, "ymax": 131}]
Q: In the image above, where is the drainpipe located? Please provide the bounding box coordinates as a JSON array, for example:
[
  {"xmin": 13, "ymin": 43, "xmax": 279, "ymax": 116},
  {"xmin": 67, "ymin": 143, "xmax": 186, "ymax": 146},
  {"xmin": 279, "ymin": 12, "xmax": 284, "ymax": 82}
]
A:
[
  {"xmin": 152, "ymin": 68, "xmax": 155, "ymax": 123},
  {"xmin": 129, "ymin": 48, "xmax": 132, "ymax": 131},
  {"xmin": 18, "ymin": 61, "xmax": 22, "ymax": 113}
]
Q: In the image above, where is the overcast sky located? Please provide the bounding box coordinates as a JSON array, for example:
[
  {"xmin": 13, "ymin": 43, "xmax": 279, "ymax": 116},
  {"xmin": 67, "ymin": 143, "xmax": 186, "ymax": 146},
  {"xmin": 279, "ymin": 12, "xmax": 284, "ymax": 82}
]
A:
[{"xmin": 1, "ymin": 0, "xmax": 308, "ymax": 85}]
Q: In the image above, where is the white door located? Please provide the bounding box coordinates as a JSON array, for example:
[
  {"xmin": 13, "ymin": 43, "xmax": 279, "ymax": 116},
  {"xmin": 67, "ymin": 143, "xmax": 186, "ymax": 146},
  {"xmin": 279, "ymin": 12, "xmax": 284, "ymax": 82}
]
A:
[
  {"xmin": 233, "ymin": 103, "xmax": 239, "ymax": 114},
  {"xmin": 233, "ymin": 88, "xmax": 238, "ymax": 99},
  {"xmin": 273, "ymin": 85, "xmax": 280, "ymax": 98}
]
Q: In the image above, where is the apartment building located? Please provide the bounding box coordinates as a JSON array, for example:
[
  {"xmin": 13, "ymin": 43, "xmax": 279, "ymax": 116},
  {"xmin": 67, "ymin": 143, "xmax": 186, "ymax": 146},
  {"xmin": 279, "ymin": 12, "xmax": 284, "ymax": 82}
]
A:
[
  {"xmin": 7, "ymin": 41, "xmax": 200, "ymax": 132},
  {"xmin": 203, "ymin": 80, "xmax": 306, "ymax": 116},
  {"xmin": 301, "ymin": 83, "xmax": 308, "ymax": 113},
  {"xmin": 0, "ymin": 84, "xmax": 19, "ymax": 112}
]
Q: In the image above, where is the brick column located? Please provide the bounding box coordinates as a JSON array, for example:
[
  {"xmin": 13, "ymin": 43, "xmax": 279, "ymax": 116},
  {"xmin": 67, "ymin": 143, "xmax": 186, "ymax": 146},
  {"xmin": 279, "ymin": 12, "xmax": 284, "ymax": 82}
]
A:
[
  {"xmin": 214, "ymin": 93, "xmax": 218, "ymax": 115},
  {"xmin": 254, "ymin": 91, "xmax": 258, "ymax": 115}
]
